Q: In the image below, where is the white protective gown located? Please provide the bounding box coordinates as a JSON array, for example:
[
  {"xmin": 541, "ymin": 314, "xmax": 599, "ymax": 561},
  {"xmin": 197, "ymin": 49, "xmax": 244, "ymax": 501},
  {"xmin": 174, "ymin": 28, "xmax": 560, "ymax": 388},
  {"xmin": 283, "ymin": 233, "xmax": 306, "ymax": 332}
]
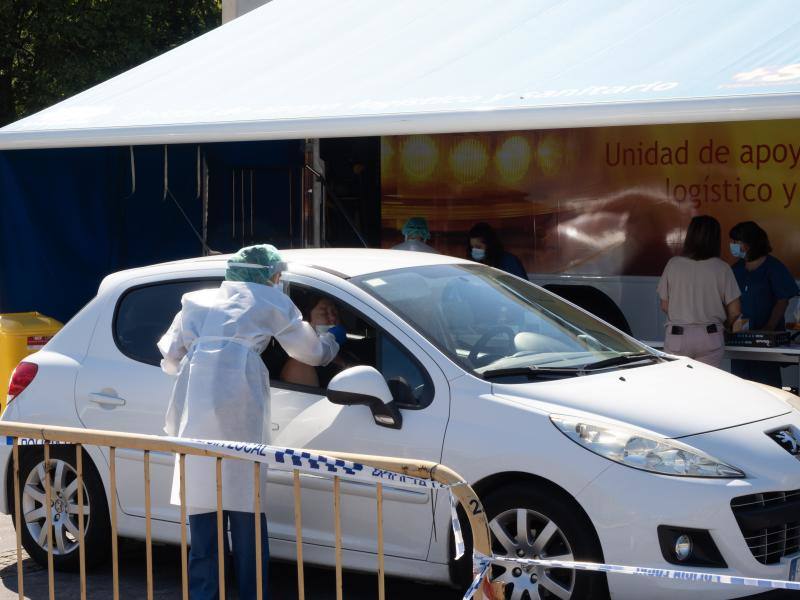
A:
[
  {"xmin": 391, "ymin": 239, "xmax": 439, "ymax": 253},
  {"xmin": 158, "ymin": 280, "xmax": 339, "ymax": 513}
]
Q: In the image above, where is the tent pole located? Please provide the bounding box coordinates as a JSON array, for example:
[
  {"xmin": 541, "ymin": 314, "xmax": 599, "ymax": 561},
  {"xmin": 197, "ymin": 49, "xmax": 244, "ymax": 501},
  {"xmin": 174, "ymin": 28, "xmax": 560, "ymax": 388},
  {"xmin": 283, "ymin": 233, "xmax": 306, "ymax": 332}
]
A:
[
  {"xmin": 201, "ymin": 151, "xmax": 209, "ymax": 255},
  {"xmin": 308, "ymin": 139, "xmax": 324, "ymax": 247},
  {"xmin": 162, "ymin": 145, "xmax": 168, "ymax": 202}
]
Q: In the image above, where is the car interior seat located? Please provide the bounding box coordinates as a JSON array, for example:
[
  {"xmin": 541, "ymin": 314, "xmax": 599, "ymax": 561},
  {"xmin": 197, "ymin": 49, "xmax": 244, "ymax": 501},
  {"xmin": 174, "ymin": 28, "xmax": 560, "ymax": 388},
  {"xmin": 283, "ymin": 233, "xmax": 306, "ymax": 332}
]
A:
[{"xmin": 543, "ymin": 284, "xmax": 633, "ymax": 335}]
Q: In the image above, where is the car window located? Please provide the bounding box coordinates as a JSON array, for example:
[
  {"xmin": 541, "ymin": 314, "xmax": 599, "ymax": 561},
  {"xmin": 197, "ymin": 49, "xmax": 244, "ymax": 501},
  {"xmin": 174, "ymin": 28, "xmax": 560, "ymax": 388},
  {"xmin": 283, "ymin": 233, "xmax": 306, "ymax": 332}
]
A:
[
  {"xmin": 353, "ymin": 264, "xmax": 650, "ymax": 376},
  {"xmin": 266, "ymin": 283, "xmax": 434, "ymax": 410},
  {"xmin": 114, "ymin": 278, "xmax": 222, "ymax": 366},
  {"xmin": 379, "ymin": 334, "xmax": 433, "ymax": 409}
]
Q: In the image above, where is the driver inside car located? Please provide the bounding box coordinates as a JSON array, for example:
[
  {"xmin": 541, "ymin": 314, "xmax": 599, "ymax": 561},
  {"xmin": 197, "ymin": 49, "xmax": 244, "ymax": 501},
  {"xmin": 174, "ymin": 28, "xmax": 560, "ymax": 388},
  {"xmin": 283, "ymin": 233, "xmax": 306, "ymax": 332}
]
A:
[{"xmin": 281, "ymin": 296, "xmax": 354, "ymax": 388}]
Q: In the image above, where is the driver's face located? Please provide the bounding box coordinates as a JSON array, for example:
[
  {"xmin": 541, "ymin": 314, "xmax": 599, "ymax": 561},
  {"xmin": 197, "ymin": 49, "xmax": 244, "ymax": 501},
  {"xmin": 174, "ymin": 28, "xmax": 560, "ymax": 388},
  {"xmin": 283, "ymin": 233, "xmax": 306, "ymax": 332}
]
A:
[{"xmin": 310, "ymin": 298, "xmax": 339, "ymax": 327}]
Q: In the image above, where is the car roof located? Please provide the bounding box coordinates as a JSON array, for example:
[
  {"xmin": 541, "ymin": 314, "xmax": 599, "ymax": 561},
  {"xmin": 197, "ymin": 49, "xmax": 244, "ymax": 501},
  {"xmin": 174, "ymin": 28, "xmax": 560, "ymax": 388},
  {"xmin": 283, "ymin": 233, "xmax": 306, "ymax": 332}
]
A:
[
  {"xmin": 281, "ymin": 248, "xmax": 469, "ymax": 277},
  {"xmin": 100, "ymin": 248, "xmax": 470, "ymax": 291}
]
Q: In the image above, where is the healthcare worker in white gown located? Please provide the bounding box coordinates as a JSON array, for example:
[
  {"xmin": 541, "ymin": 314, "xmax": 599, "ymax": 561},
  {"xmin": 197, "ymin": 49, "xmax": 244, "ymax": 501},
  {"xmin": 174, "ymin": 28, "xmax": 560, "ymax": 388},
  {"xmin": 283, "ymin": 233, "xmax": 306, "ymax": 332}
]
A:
[
  {"xmin": 392, "ymin": 217, "xmax": 439, "ymax": 253},
  {"xmin": 158, "ymin": 244, "xmax": 343, "ymax": 600}
]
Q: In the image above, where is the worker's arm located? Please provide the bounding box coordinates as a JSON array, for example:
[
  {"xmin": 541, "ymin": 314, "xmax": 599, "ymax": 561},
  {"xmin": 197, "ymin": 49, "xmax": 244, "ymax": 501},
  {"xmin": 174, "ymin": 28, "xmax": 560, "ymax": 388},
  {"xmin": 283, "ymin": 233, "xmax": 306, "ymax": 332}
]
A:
[
  {"xmin": 659, "ymin": 298, "xmax": 668, "ymax": 314},
  {"xmin": 157, "ymin": 311, "xmax": 187, "ymax": 375},
  {"xmin": 724, "ymin": 298, "xmax": 742, "ymax": 331},
  {"xmin": 764, "ymin": 259, "xmax": 799, "ymax": 331},
  {"xmin": 273, "ymin": 306, "xmax": 340, "ymax": 367},
  {"xmin": 764, "ymin": 298, "xmax": 789, "ymax": 331}
]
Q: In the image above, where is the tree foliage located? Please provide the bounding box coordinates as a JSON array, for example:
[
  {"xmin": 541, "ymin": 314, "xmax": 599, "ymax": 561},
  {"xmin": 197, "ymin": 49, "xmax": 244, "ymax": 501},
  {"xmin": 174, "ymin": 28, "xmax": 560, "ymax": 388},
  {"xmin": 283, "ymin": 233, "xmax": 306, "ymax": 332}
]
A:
[{"xmin": 0, "ymin": 0, "xmax": 221, "ymax": 126}]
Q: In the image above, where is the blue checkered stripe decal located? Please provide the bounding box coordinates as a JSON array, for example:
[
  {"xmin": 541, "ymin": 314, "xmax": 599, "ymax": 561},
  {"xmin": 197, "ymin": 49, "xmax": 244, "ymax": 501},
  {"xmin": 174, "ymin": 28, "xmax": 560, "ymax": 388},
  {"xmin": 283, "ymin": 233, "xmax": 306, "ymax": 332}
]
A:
[
  {"xmin": 274, "ymin": 448, "xmax": 363, "ymax": 476},
  {"xmin": 182, "ymin": 437, "xmax": 447, "ymax": 492}
]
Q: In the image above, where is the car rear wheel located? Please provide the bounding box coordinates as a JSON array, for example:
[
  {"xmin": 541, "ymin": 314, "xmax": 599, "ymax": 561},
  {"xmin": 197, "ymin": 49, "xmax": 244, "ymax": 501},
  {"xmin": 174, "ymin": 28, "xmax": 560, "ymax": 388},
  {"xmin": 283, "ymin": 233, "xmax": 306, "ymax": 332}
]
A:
[
  {"xmin": 13, "ymin": 446, "xmax": 110, "ymax": 571},
  {"xmin": 482, "ymin": 484, "xmax": 608, "ymax": 600}
]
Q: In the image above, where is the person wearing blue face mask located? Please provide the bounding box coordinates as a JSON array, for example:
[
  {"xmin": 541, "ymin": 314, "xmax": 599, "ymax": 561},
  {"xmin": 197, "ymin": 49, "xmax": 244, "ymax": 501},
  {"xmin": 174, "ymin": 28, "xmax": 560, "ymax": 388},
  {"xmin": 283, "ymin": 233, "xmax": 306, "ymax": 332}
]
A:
[
  {"xmin": 729, "ymin": 221, "xmax": 799, "ymax": 387},
  {"xmin": 467, "ymin": 222, "xmax": 528, "ymax": 280}
]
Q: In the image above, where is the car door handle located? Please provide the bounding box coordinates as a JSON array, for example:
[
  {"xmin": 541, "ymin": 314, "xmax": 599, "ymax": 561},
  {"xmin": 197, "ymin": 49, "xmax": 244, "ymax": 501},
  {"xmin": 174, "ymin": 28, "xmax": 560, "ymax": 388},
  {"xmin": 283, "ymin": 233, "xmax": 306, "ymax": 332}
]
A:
[{"xmin": 89, "ymin": 392, "xmax": 126, "ymax": 407}]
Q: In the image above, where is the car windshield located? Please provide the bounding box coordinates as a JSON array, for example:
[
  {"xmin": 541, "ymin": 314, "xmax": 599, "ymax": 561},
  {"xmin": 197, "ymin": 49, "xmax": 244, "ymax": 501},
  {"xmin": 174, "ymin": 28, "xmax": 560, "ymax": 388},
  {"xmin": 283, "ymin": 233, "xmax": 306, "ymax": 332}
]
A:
[{"xmin": 352, "ymin": 264, "xmax": 655, "ymax": 379}]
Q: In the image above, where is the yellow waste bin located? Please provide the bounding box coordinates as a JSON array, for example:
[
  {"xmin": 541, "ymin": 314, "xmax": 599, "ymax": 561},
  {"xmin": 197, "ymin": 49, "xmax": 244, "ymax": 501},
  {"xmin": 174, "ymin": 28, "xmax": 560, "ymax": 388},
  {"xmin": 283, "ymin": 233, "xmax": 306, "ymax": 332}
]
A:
[{"xmin": 0, "ymin": 312, "xmax": 63, "ymax": 412}]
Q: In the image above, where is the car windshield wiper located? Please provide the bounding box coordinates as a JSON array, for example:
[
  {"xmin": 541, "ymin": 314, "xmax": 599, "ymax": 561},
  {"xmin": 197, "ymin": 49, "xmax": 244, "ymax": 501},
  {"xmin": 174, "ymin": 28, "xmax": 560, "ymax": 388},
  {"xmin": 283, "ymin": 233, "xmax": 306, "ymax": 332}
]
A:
[
  {"xmin": 480, "ymin": 365, "xmax": 583, "ymax": 380},
  {"xmin": 580, "ymin": 352, "xmax": 659, "ymax": 371},
  {"xmin": 481, "ymin": 353, "xmax": 661, "ymax": 380}
]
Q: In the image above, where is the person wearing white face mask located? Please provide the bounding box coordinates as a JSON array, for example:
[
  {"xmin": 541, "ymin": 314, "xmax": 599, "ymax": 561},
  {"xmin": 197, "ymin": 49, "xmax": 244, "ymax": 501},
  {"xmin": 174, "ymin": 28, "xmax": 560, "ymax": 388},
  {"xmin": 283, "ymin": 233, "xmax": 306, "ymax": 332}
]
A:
[
  {"xmin": 157, "ymin": 244, "xmax": 344, "ymax": 600},
  {"xmin": 467, "ymin": 222, "xmax": 528, "ymax": 280},
  {"xmin": 281, "ymin": 296, "xmax": 351, "ymax": 387}
]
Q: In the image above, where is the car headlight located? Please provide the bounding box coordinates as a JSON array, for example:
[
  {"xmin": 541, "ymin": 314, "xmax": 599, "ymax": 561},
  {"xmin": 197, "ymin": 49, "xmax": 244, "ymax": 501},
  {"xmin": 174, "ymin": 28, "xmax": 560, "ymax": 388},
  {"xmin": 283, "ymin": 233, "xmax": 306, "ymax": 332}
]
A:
[{"xmin": 550, "ymin": 415, "xmax": 745, "ymax": 478}]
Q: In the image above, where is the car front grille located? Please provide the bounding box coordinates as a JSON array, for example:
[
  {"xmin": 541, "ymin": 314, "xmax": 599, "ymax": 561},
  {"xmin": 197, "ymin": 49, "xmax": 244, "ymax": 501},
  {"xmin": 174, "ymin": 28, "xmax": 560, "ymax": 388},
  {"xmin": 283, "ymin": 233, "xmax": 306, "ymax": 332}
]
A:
[{"xmin": 730, "ymin": 489, "xmax": 800, "ymax": 564}]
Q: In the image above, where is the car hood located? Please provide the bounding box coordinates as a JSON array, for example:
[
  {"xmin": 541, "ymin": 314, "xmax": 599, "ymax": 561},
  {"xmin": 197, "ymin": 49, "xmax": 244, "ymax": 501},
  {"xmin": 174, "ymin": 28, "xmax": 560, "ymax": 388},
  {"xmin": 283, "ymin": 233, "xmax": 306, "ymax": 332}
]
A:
[{"xmin": 491, "ymin": 358, "xmax": 792, "ymax": 438}]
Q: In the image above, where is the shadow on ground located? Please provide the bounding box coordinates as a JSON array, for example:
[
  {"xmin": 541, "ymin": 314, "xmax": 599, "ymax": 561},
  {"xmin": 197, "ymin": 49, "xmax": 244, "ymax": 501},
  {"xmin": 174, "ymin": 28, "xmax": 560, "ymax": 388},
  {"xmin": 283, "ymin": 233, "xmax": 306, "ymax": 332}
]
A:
[
  {"xmin": 0, "ymin": 539, "xmax": 461, "ymax": 599},
  {"xmin": 2, "ymin": 540, "xmax": 799, "ymax": 599}
]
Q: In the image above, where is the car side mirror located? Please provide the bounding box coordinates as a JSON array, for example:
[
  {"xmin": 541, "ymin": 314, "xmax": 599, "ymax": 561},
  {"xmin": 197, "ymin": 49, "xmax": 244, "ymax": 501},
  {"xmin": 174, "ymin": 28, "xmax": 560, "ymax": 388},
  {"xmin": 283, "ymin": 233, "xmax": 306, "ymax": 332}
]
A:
[{"xmin": 326, "ymin": 366, "xmax": 403, "ymax": 430}]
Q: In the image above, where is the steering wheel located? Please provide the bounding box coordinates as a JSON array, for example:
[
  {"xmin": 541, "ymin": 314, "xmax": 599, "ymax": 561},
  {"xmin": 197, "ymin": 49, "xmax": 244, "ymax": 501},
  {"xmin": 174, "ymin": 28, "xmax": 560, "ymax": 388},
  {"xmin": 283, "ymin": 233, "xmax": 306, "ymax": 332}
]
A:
[{"xmin": 468, "ymin": 325, "xmax": 516, "ymax": 366}]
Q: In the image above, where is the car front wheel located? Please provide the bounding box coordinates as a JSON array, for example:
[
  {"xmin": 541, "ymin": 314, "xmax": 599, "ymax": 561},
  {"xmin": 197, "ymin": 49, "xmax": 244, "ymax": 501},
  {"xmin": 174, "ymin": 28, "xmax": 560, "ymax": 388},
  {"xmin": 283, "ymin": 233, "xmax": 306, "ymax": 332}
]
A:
[
  {"xmin": 483, "ymin": 483, "xmax": 608, "ymax": 600},
  {"xmin": 13, "ymin": 446, "xmax": 110, "ymax": 571}
]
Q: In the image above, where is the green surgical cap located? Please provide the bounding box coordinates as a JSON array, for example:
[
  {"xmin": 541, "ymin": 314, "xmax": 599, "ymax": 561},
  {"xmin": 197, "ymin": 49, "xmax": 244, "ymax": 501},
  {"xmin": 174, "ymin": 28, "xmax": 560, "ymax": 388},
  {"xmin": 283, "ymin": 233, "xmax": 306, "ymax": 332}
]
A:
[
  {"xmin": 401, "ymin": 217, "xmax": 431, "ymax": 241},
  {"xmin": 225, "ymin": 244, "xmax": 285, "ymax": 286}
]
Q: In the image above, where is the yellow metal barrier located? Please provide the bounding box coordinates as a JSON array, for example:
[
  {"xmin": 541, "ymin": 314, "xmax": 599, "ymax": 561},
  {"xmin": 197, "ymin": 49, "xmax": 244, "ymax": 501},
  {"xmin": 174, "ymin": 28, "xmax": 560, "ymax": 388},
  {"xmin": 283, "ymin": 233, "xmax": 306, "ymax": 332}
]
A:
[{"xmin": 0, "ymin": 421, "xmax": 498, "ymax": 600}]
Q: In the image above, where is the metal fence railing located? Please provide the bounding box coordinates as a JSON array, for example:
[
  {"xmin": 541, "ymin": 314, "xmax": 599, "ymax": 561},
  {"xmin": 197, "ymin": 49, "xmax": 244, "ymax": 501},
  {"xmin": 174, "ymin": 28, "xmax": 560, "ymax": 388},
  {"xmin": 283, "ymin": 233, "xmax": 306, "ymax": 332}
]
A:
[
  {"xmin": 0, "ymin": 421, "xmax": 499, "ymax": 600},
  {"xmin": 6, "ymin": 420, "xmax": 797, "ymax": 599}
]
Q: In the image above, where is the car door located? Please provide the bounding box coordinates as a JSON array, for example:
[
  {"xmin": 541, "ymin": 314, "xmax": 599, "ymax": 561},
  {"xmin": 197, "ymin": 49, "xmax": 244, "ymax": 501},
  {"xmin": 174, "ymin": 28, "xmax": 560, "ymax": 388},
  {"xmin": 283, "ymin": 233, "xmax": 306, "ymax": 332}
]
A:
[
  {"xmin": 265, "ymin": 274, "xmax": 451, "ymax": 561},
  {"xmin": 74, "ymin": 275, "xmax": 222, "ymax": 521}
]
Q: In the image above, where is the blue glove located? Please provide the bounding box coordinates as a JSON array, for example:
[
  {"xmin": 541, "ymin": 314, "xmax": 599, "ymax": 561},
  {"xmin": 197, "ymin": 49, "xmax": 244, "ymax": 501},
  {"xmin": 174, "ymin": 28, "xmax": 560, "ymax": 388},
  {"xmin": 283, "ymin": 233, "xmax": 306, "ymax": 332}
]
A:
[{"xmin": 328, "ymin": 325, "xmax": 347, "ymax": 345}]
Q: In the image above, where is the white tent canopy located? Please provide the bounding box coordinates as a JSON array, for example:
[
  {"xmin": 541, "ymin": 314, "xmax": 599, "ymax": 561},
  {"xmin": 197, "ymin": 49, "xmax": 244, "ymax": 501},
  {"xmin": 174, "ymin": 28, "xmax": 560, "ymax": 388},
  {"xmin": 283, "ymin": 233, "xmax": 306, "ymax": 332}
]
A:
[{"xmin": 2, "ymin": 0, "xmax": 800, "ymax": 150}]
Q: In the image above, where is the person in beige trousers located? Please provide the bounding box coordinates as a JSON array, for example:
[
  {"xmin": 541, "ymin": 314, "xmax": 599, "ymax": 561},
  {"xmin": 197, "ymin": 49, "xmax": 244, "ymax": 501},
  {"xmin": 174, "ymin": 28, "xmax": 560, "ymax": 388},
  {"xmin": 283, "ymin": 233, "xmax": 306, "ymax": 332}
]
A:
[{"xmin": 657, "ymin": 216, "xmax": 742, "ymax": 367}]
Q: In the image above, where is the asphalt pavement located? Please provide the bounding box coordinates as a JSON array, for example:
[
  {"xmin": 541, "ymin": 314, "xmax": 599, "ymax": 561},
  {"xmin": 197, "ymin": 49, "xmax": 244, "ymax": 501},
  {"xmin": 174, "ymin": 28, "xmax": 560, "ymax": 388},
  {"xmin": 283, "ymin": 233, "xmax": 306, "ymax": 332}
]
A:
[
  {"xmin": 0, "ymin": 515, "xmax": 460, "ymax": 599},
  {"xmin": 1, "ymin": 515, "xmax": 799, "ymax": 599}
]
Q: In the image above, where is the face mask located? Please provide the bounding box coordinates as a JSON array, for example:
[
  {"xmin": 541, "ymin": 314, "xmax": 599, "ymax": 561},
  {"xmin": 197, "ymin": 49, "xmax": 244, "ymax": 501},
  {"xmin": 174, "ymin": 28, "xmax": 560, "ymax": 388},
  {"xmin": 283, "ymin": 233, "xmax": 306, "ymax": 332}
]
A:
[
  {"xmin": 315, "ymin": 324, "xmax": 333, "ymax": 335},
  {"xmin": 730, "ymin": 243, "xmax": 746, "ymax": 259},
  {"xmin": 471, "ymin": 248, "xmax": 486, "ymax": 261}
]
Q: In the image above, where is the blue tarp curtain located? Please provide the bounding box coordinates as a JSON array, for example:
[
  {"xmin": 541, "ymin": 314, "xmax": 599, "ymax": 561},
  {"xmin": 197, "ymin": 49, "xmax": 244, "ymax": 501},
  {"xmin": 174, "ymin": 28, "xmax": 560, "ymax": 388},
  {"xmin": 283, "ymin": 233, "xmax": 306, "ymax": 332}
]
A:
[
  {"xmin": 0, "ymin": 140, "xmax": 302, "ymax": 322},
  {"xmin": 203, "ymin": 140, "xmax": 304, "ymax": 253}
]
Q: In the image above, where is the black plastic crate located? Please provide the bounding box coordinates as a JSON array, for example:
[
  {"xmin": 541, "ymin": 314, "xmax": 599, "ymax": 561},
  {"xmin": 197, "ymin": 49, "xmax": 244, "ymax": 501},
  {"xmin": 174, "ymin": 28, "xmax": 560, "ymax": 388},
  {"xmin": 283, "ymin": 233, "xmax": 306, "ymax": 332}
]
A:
[{"xmin": 725, "ymin": 331, "xmax": 792, "ymax": 348}]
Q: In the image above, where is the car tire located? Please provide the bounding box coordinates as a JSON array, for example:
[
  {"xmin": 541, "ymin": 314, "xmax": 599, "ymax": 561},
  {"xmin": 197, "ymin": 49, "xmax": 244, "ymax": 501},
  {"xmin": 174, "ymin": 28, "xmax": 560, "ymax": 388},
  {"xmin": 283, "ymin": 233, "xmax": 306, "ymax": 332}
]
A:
[
  {"xmin": 12, "ymin": 445, "xmax": 110, "ymax": 571},
  {"xmin": 452, "ymin": 482, "xmax": 609, "ymax": 600}
]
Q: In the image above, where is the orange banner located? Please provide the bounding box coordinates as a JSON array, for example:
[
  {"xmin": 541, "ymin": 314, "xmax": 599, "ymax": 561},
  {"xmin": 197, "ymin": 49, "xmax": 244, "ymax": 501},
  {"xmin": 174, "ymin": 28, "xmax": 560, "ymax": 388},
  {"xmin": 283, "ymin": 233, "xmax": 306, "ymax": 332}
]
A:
[{"xmin": 381, "ymin": 120, "xmax": 800, "ymax": 276}]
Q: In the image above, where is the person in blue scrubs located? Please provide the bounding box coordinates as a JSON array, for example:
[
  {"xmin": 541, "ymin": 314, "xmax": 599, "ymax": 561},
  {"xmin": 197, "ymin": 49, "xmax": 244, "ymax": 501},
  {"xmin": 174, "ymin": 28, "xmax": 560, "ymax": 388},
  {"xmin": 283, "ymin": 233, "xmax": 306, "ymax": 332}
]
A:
[
  {"xmin": 729, "ymin": 221, "xmax": 799, "ymax": 387},
  {"xmin": 467, "ymin": 222, "xmax": 528, "ymax": 280}
]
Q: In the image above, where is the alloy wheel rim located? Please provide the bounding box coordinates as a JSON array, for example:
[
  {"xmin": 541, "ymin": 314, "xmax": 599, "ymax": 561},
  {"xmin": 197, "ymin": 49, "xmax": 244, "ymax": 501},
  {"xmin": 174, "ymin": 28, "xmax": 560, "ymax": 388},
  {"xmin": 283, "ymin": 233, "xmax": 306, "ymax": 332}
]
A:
[
  {"xmin": 489, "ymin": 508, "xmax": 575, "ymax": 600},
  {"xmin": 22, "ymin": 458, "xmax": 90, "ymax": 556}
]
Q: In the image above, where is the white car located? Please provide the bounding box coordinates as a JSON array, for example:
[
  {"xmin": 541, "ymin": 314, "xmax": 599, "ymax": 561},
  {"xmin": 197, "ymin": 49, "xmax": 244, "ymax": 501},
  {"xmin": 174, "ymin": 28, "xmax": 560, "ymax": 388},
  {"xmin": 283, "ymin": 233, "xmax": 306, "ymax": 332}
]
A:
[{"xmin": 2, "ymin": 249, "xmax": 800, "ymax": 600}]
